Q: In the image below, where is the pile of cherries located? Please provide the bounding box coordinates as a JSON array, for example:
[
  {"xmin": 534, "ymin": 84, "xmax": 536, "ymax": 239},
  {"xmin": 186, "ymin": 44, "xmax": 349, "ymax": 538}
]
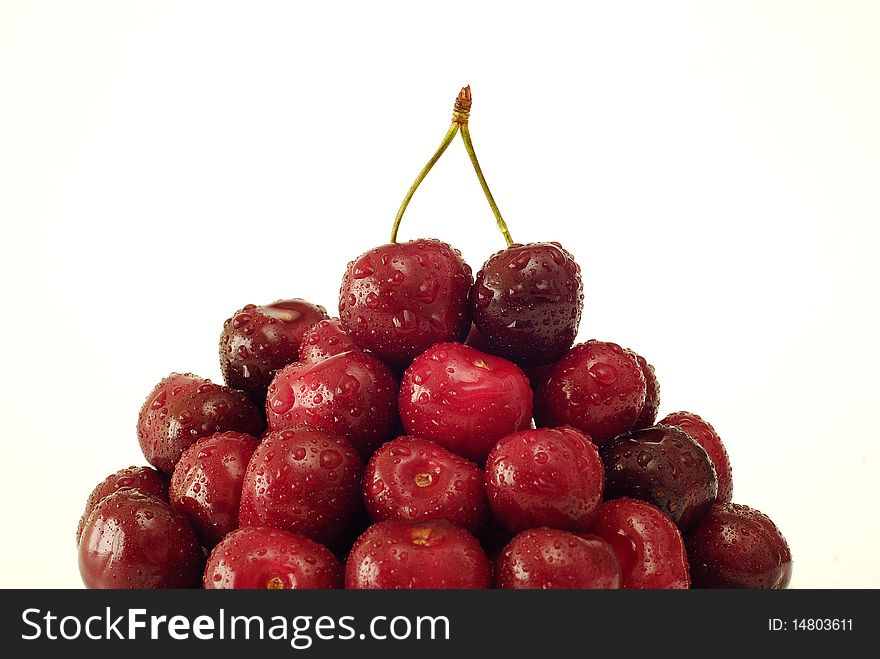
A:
[{"xmin": 77, "ymin": 88, "xmax": 791, "ymax": 590}]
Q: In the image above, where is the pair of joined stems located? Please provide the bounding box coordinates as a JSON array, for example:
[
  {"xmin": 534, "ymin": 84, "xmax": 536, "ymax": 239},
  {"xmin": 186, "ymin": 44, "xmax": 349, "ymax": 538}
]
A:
[{"xmin": 389, "ymin": 86, "xmax": 514, "ymax": 247}]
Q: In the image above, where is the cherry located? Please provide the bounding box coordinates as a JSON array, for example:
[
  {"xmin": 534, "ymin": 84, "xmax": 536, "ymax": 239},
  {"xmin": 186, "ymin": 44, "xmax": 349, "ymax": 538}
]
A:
[
  {"xmin": 590, "ymin": 497, "xmax": 690, "ymax": 589},
  {"xmin": 629, "ymin": 350, "xmax": 660, "ymax": 429},
  {"xmin": 471, "ymin": 243, "xmax": 583, "ymax": 367},
  {"xmin": 345, "ymin": 520, "xmax": 491, "ymax": 589},
  {"xmin": 495, "ymin": 528, "xmax": 621, "ymax": 589},
  {"xmin": 169, "ymin": 431, "xmax": 259, "ymax": 546},
  {"xmin": 661, "ymin": 411, "xmax": 733, "ymax": 503},
  {"xmin": 535, "ymin": 340, "xmax": 646, "ymax": 444},
  {"xmin": 601, "ymin": 424, "xmax": 717, "ymax": 530},
  {"xmin": 485, "ymin": 426, "xmax": 604, "ymax": 533},
  {"xmin": 399, "ymin": 342, "xmax": 533, "ymax": 463},
  {"xmin": 265, "ymin": 349, "xmax": 398, "ymax": 456},
  {"xmin": 298, "ymin": 318, "xmax": 358, "ymax": 363},
  {"xmin": 686, "ymin": 503, "xmax": 791, "ymax": 589},
  {"xmin": 78, "ymin": 489, "xmax": 202, "ymax": 589},
  {"xmin": 219, "ymin": 299, "xmax": 328, "ymax": 403},
  {"xmin": 204, "ymin": 526, "xmax": 342, "ymax": 589},
  {"xmin": 363, "ymin": 435, "xmax": 486, "ymax": 532},
  {"xmin": 238, "ymin": 428, "xmax": 363, "ymax": 547},
  {"xmin": 76, "ymin": 466, "xmax": 169, "ymax": 545},
  {"xmin": 137, "ymin": 373, "xmax": 265, "ymax": 474}
]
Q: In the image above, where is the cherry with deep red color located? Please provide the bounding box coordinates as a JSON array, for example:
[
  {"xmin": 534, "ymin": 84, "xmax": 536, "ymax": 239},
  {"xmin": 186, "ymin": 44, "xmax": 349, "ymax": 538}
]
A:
[
  {"xmin": 298, "ymin": 318, "xmax": 358, "ymax": 363},
  {"xmin": 629, "ymin": 350, "xmax": 660, "ymax": 429},
  {"xmin": 471, "ymin": 242, "xmax": 583, "ymax": 367},
  {"xmin": 687, "ymin": 503, "xmax": 791, "ymax": 589},
  {"xmin": 601, "ymin": 424, "xmax": 718, "ymax": 530},
  {"xmin": 169, "ymin": 431, "xmax": 259, "ymax": 546},
  {"xmin": 535, "ymin": 340, "xmax": 646, "ymax": 445},
  {"xmin": 495, "ymin": 528, "xmax": 621, "ymax": 589},
  {"xmin": 266, "ymin": 350, "xmax": 398, "ymax": 456},
  {"xmin": 590, "ymin": 497, "xmax": 690, "ymax": 589},
  {"xmin": 137, "ymin": 373, "xmax": 265, "ymax": 474},
  {"xmin": 76, "ymin": 466, "xmax": 169, "ymax": 545},
  {"xmin": 78, "ymin": 489, "xmax": 203, "ymax": 589},
  {"xmin": 338, "ymin": 239, "xmax": 473, "ymax": 369},
  {"xmin": 238, "ymin": 428, "xmax": 363, "ymax": 547},
  {"xmin": 399, "ymin": 342, "xmax": 532, "ymax": 463},
  {"xmin": 219, "ymin": 299, "xmax": 329, "ymax": 403},
  {"xmin": 345, "ymin": 520, "xmax": 491, "ymax": 589},
  {"xmin": 204, "ymin": 526, "xmax": 342, "ymax": 589},
  {"xmin": 485, "ymin": 426, "xmax": 604, "ymax": 533},
  {"xmin": 363, "ymin": 435, "xmax": 486, "ymax": 532},
  {"xmin": 661, "ymin": 411, "xmax": 733, "ymax": 503}
]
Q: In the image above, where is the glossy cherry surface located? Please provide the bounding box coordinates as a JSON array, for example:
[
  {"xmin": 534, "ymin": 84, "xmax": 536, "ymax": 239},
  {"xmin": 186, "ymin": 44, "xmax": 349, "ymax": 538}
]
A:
[
  {"xmin": 630, "ymin": 350, "xmax": 660, "ymax": 429},
  {"xmin": 339, "ymin": 239, "xmax": 473, "ymax": 369},
  {"xmin": 363, "ymin": 436, "xmax": 486, "ymax": 532},
  {"xmin": 219, "ymin": 299, "xmax": 328, "ymax": 403},
  {"xmin": 399, "ymin": 342, "xmax": 532, "ymax": 463},
  {"xmin": 137, "ymin": 373, "xmax": 265, "ymax": 474},
  {"xmin": 204, "ymin": 526, "xmax": 342, "ymax": 589},
  {"xmin": 661, "ymin": 411, "xmax": 733, "ymax": 503},
  {"xmin": 169, "ymin": 431, "xmax": 259, "ymax": 546},
  {"xmin": 298, "ymin": 318, "xmax": 358, "ymax": 363},
  {"xmin": 345, "ymin": 520, "xmax": 491, "ymax": 589}
]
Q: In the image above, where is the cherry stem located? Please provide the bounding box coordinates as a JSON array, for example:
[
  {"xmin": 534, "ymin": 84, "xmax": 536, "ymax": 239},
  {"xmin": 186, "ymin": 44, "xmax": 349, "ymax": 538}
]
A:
[{"xmin": 459, "ymin": 123, "xmax": 514, "ymax": 247}]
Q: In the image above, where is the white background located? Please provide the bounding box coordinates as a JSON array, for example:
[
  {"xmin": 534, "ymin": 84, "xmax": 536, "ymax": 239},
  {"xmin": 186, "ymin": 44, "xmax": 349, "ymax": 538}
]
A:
[{"xmin": 1, "ymin": 1, "xmax": 878, "ymax": 588}]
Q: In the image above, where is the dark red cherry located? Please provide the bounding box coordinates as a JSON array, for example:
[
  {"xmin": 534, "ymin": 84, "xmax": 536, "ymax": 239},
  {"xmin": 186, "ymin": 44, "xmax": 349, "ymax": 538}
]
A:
[
  {"xmin": 629, "ymin": 350, "xmax": 660, "ymax": 429},
  {"xmin": 399, "ymin": 342, "xmax": 532, "ymax": 463},
  {"xmin": 219, "ymin": 300, "xmax": 328, "ymax": 403},
  {"xmin": 345, "ymin": 520, "xmax": 491, "ymax": 589},
  {"xmin": 298, "ymin": 318, "xmax": 358, "ymax": 363},
  {"xmin": 661, "ymin": 411, "xmax": 733, "ymax": 503},
  {"xmin": 137, "ymin": 373, "xmax": 265, "ymax": 474},
  {"xmin": 471, "ymin": 242, "xmax": 583, "ymax": 367},
  {"xmin": 265, "ymin": 350, "xmax": 398, "ymax": 456},
  {"xmin": 238, "ymin": 428, "xmax": 363, "ymax": 547},
  {"xmin": 338, "ymin": 239, "xmax": 473, "ymax": 369},
  {"xmin": 76, "ymin": 466, "xmax": 169, "ymax": 545},
  {"xmin": 590, "ymin": 497, "xmax": 690, "ymax": 589},
  {"xmin": 534, "ymin": 340, "xmax": 646, "ymax": 445},
  {"xmin": 495, "ymin": 528, "xmax": 621, "ymax": 589},
  {"xmin": 169, "ymin": 431, "xmax": 259, "ymax": 546},
  {"xmin": 78, "ymin": 489, "xmax": 203, "ymax": 589},
  {"xmin": 485, "ymin": 427, "xmax": 604, "ymax": 533},
  {"xmin": 686, "ymin": 503, "xmax": 792, "ymax": 589},
  {"xmin": 601, "ymin": 424, "xmax": 717, "ymax": 530},
  {"xmin": 363, "ymin": 436, "xmax": 486, "ymax": 532},
  {"xmin": 204, "ymin": 526, "xmax": 342, "ymax": 589}
]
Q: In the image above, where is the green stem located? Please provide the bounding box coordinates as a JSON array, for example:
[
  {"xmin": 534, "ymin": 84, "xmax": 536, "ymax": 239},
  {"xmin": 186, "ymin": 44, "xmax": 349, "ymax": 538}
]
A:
[{"xmin": 460, "ymin": 123, "xmax": 513, "ymax": 246}]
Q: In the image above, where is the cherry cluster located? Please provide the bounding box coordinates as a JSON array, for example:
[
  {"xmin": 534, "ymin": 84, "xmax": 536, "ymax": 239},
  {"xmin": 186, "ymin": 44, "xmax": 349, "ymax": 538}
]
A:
[{"xmin": 77, "ymin": 88, "xmax": 791, "ymax": 590}]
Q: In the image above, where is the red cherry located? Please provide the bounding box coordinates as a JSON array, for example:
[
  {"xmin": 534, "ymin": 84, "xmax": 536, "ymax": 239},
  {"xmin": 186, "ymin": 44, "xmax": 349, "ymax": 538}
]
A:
[
  {"xmin": 338, "ymin": 239, "xmax": 472, "ymax": 369},
  {"xmin": 629, "ymin": 350, "xmax": 660, "ymax": 429},
  {"xmin": 363, "ymin": 436, "xmax": 486, "ymax": 532},
  {"xmin": 495, "ymin": 528, "xmax": 621, "ymax": 589},
  {"xmin": 590, "ymin": 497, "xmax": 690, "ymax": 589},
  {"xmin": 169, "ymin": 431, "xmax": 259, "ymax": 546},
  {"xmin": 204, "ymin": 526, "xmax": 342, "ymax": 589},
  {"xmin": 399, "ymin": 342, "xmax": 533, "ymax": 463},
  {"xmin": 345, "ymin": 520, "xmax": 491, "ymax": 589},
  {"xmin": 298, "ymin": 318, "xmax": 358, "ymax": 363},
  {"xmin": 137, "ymin": 373, "xmax": 265, "ymax": 474},
  {"xmin": 265, "ymin": 350, "xmax": 398, "ymax": 456},
  {"xmin": 686, "ymin": 503, "xmax": 792, "ymax": 588},
  {"xmin": 661, "ymin": 411, "xmax": 733, "ymax": 503},
  {"xmin": 471, "ymin": 242, "xmax": 583, "ymax": 366},
  {"xmin": 219, "ymin": 299, "xmax": 328, "ymax": 403},
  {"xmin": 485, "ymin": 427, "xmax": 604, "ymax": 533},
  {"xmin": 238, "ymin": 428, "xmax": 363, "ymax": 547},
  {"xmin": 76, "ymin": 466, "xmax": 169, "ymax": 545},
  {"xmin": 78, "ymin": 490, "xmax": 203, "ymax": 589},
  {"xmin": 535, "ymin": 340, "xmax": 646, "ymax": 444}
]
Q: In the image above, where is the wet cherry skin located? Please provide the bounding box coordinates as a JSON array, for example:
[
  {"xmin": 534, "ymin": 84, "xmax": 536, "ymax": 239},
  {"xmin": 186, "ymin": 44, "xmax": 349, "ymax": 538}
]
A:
[
  {"xmin": 629, "ymin": 350, "xmax": 660, "ymax": 429},
  {"xmin": 204, "ymin": 526, "xmax": 342, "ymax": 589},
  {"xmin": 339, "ymin": 239, "xmax": 473, "ymax": 369},
  {"xmin": 298, "ymin": 318, "xmax": 358, "ymax": 363},
  {"xmin": 661, "ymin": 411, "xmax": 733, "ymax": 503},
  {"xmin": 345, "ymin": 520, "xmax": 491, "ymax": 589}
]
